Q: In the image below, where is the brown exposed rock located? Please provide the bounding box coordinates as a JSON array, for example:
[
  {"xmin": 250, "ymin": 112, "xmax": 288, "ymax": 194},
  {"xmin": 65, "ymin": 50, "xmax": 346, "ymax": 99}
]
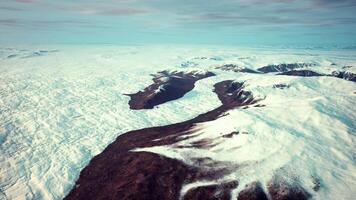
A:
[
  {"xmin": 222, "ymin": 131, "xmax": 239, "ymax": 138},
  {"xmin": 312, "ymin": 176, "xmax": 321, "ymax": 192},
  {"xmin": 183, "ymin": 181, "xmax": 239, "ymax": 200},
  {"xmin": 65, "ymin": 80, "xmax": 257, "ymax": 200},
  {"xmin": 257, "ymin": 63, "xmax": 316, "ymax": 73},
  {"xmin": 216, "ymin": 64, "xmax": 260, "ymax": 74},
  {"xmin": 65, "ymin": 79, "xmax": 312, "ymax": 200},
  {"xmin": 254, "ymin": 104, "xmax": 266, "ymax": 107},
  {"xmin": 276, "ymin": 69, "xmax": 356, "ymax": 82},
  {"xmin": 127, "ymin": 70, "xmax": 215, "ymax": 109},
  {"xmin": 331, "ymin": 71, "xmax": 356, "ymax": 82},
  {"xmin": 238, "ymin": 182, "xmax": 268, "ymax": 200},
  {"xmin": 273, "ymin": 84, "xmax": 290, "ymax": 89},
  {"xmin": 190, "ymin": 139, "xmax": 218, "ymax": 149},
  {"xmin": 277, "ymin": 70, "xmax": 323, "ymax": 77},
  {"xmin": 342, "ymin": 65, "xmax": 353, "ymax": 69},
  {"xmin": 268, "ymin": 179, "xmax": 311, "ymax": 200}
]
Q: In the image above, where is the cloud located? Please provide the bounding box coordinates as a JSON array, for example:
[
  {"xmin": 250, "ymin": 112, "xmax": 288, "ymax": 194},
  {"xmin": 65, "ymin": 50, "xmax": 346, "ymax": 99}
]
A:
[
  {"xmin": 0, "ymin": 6, "xmax": 24, "ymax": 11},
  {"xmin": 0, "ymin": 19, "xmax": 19, "ymax": 26},
  {"xmin": 0, "ymin": 18, "xmax": 110, "ymax": 29},
  {"xmin": 314, "ymin": 0, "xmax": 356, "ymax": 6},
  {"xmin": 14, "ymin": 0, "xmax": 38, "ymax": 3},
  {"xmin": 60, "ymin": 5, "xmax": 150, "ymax": 16},
  {"xmin": 137, "ymin": 0, "xmax": 356, "ymax": 27},
  {"xmin": 1, "ymin": 0, "xmax": 355, "ymax": 30}
]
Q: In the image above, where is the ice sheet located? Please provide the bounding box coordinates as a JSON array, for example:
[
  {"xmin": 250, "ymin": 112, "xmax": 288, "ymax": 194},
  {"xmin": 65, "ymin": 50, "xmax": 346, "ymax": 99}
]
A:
[{"xmin": 0, "ymin": 45, "xmax": 355, "ymax": 199}]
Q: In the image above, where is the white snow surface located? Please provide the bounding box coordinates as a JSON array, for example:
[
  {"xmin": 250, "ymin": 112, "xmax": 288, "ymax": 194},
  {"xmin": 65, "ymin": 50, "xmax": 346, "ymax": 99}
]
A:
[{"xmin": 0, "ymin": 45, "xmax": 355, "ymax": 200}]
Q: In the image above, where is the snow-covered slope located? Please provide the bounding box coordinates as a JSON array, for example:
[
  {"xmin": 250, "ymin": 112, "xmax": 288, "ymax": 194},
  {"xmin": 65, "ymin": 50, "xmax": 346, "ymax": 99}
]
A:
[
  {"xmin": 136, "ymin": 75, "xmax": 356, "ymax": 199},
  {"xmin": 0, "ymin": 45, "xmax": 355, "ymax": 199}
]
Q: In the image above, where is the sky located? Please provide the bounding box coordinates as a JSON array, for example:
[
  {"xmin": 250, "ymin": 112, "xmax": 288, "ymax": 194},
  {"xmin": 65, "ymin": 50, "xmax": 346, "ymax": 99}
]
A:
[{"xmin": 0, "ymin": 0, "xmax": 355, "ymax": 46}]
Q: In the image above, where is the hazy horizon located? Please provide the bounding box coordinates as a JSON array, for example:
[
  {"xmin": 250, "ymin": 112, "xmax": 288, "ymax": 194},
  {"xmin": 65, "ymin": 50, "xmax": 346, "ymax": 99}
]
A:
[{"xmin": 1, "ymin": 0, "xmax": 356, "ymax": 46}]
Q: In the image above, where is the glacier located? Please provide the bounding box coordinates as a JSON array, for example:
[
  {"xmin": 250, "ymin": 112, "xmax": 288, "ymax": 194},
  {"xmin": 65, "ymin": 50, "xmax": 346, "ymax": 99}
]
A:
[{"xmin": 0, "ymin": 45, "xmax": 355, "ymax": 200}]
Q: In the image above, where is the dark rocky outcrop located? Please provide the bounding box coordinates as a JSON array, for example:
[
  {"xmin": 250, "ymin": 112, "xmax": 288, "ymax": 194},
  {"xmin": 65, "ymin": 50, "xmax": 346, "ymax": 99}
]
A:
[
  {"xmin": 257, "ymin": 63, "xmax": 316, "ymax": 73},
  {"xmin": 275, "ymin": 69, "xmax": 356, "ymax": 83},
  {"xmin": 268, "ymin": 178, "xmax": 311, "ymax": 200},
  {"xmin": 216, "ymin": 64, "xmax": 260, "ymax": 74},
  {"xmin": 238, "ymin": 182, "xmax": 268, "ymax": 200},
  {"xmin": 65, "ymin": 79, "xmax": 312, "ymax": 200},
  {"xmin": 210, "ymin": 56, "xmax": 224, "ymax": 61},
  {"xmin": 277, "ymin": 70, "xmax": 323, "ymax": 77},
  {"xmin": 312, "ymin": 177, "xmax": 321, "ymax": 192},
  {"xmin": 65, "ymin": 80, "xmax": 258, "ymax": 200},
  {"xmin": 342, "ymin": 66, "xmax": 353, "ymax": 69},
  {"xmin": 273, "ymin": 84, "xmax": 290, "ymax": 89},
  {"xmin": 183, "ymin": 181, "xmax": 238, "ymax": 200},
  {"xmin": 127, "ymin": 70, "xmax": 215, "ymax": 109},
  {"xmin": 331, "ymin": 71, "xmax": 356, "ymax": 82},
  {"xmin": 222, "ymin": 131, "xmax": 239, "ymax": 138}
]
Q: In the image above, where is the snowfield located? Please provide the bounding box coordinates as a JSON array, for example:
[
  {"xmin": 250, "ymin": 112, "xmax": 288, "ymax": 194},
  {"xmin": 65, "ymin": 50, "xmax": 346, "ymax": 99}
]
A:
[{"xmin": 0, "ymin": 45, "xmax": 355, "ymax": 199}]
